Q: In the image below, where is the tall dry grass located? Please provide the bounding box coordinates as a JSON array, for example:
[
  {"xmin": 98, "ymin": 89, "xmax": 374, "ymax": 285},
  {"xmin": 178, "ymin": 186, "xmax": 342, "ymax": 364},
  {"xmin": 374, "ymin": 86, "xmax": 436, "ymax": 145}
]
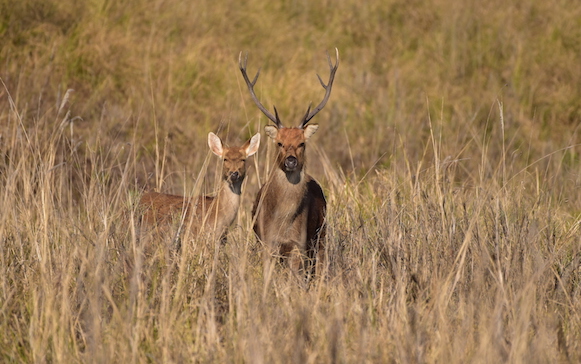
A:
[{"xmin": 2, "ymin": 0, "xmax": 581, "ymax": 362}]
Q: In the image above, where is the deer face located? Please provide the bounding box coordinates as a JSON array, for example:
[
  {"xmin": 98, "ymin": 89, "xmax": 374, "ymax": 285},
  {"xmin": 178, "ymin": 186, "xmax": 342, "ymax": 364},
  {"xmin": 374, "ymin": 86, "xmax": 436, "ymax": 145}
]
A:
[
  {"xmin": 208, "ymin": 132, "xmax": 260, "ymax": 185},
  {"xmin": 265, "ymin": 124, "xmax": 319, "ymax": 173}
]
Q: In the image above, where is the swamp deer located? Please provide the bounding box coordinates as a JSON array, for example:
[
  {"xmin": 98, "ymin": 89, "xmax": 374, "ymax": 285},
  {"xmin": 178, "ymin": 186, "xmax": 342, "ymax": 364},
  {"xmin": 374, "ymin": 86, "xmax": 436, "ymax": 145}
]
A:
[
  {"xmin": 239, "ymin": 49, "xmax": 339, "ymax": 275},
  {"xmin": 139, "ymin": 132, "xmax": 260, "ymax": 242}
]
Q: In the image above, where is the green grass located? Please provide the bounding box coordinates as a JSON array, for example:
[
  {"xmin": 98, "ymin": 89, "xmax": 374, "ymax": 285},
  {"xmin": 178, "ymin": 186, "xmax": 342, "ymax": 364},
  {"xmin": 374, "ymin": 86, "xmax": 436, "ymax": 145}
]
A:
[{"xmin": 1, "ymin": 0, "xmax": 581, "ymax": 362}]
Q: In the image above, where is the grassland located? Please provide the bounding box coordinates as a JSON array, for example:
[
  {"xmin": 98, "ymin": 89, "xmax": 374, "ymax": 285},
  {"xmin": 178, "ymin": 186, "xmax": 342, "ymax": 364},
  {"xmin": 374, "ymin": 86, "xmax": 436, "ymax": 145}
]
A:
[{"xmin": 1, "ymin": 0, "xmax": 581, "ymax": 362}]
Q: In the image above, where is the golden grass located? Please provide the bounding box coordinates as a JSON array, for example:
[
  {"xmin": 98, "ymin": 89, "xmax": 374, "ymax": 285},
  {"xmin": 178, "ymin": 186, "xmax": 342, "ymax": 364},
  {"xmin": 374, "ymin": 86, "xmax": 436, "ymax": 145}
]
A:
[{"xmin": 1, "ymin": 0, "xmax": 581, "ymax": 362}]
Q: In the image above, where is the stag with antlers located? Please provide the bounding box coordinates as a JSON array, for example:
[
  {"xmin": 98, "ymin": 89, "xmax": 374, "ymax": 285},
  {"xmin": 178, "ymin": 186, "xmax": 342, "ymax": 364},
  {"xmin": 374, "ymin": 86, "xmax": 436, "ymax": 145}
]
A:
[{"xmin": 239, "ymin": 49, "xmax": 339, "ymax": 277}]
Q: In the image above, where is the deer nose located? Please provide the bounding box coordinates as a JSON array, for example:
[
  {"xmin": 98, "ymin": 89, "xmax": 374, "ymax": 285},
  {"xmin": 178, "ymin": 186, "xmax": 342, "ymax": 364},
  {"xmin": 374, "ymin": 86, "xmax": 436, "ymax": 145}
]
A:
[
  {"xmin": 284, "ymin": 156, "xmax": 298, "ymax": 171},
  {"xmin": 229, "ymin": 171, "xmax": 241, "ymax": 182}
]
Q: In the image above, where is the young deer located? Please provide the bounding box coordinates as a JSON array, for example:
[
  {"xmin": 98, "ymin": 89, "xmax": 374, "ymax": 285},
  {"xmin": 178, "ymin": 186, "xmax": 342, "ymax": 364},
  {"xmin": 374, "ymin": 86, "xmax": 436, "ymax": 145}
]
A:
[
  {"xmin": 139, "ymin": 132, "xmax": 260, "ymax": 241},
  {"xmin": 239, "ymin": 49, "xmax": 339, "ymax": 275}
]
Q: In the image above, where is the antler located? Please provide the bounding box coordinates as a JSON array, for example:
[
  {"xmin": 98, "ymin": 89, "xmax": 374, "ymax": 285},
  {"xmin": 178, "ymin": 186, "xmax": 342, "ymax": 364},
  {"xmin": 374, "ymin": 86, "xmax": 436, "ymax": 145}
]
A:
[
  {"xmin": 239, "ymin": 52, "xmax": 283, "ymax": 128},
  {"xmin": 299, "ymin": 48, "xmax": 340, "ymax": 128}
]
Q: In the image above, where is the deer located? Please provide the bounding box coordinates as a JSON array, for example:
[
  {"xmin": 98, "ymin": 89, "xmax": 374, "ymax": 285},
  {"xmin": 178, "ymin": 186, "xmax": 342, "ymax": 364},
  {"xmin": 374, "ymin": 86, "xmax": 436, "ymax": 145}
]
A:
[
  {"xmin": 239, "ymin": 49, "xmax": 339, "ymax": 277},
  {"xmin": 138, "ymin": 132, "xmax": 260, "ymax": 243}
]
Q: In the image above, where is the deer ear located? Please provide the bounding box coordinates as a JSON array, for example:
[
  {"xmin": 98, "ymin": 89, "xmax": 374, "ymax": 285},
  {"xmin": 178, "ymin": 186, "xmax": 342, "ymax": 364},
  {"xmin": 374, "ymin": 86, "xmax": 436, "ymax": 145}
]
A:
[
  {"xmin": 208, "ymin": 132, "xmax": 224, "ymax": 157},
  {"xmin": 303, "ymin": 124, "xmax": 319, "ymax": 140},
  {"xmin": 245, "ymin": 133, "xmax": 260, "ymax": 157},
  {"xmin": 264, "ymin": 125, "xmax": 278, "ymax": 139}
]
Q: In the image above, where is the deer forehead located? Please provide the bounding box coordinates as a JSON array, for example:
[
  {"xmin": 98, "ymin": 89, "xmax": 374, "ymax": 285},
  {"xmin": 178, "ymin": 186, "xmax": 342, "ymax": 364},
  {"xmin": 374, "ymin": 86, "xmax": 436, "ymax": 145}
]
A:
[
  {"xmin": 223, "ymin": 148, "xmax": 246, "ymax": 161},
  {"xmin": 276, "ymin": 128, "xmax": 307, "ymax": 144}
]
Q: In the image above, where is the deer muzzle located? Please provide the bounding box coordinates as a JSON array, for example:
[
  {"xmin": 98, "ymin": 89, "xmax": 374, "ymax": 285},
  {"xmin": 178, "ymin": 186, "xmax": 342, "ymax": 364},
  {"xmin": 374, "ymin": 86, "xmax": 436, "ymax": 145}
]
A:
[
  {"xmin": 284, "ymin": 156, "xmax": 298, "ymax": 171},
  {"xmin": 228, "ymin": 171, "xmax": 242, "ymax": 183}
]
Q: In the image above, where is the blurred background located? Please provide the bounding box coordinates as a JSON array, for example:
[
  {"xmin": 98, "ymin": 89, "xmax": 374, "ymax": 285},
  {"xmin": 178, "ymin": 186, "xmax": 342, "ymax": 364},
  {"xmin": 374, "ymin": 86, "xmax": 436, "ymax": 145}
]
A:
[{"xmin": 2, "ymin": 0, "xmax": 580, "ymax": 196}]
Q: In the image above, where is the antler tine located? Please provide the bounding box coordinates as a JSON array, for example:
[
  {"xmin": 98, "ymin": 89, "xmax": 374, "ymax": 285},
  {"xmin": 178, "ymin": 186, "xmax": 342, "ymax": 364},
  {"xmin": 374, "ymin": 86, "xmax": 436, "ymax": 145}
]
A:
[
  {"xmin": 300, "ymin": 48, "xmax": 340, "ymax": 128},
  {"xmin": 239, "ymin": 51, "xmax": 283, "ymax": 128},
  {"xmin": 301, "ymin": 103, "xmax": 312, "ymax": 125},
  {"xmin": 273, "ymin": 106, "xmax": 282, "ymax": 126}
]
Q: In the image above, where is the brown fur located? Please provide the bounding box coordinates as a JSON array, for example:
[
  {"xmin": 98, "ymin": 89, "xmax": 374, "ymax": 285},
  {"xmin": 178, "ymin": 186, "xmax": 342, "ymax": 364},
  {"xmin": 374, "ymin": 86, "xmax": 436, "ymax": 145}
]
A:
[
  {"xmin": 139, "ymin": 132, "xmax": 260, "ymax": 242},
  {"xmin": 240, "ymin": 50, "xmax": 338, "ymax": 276},
  {"xmin": 252, "ymin": 126, "xmax": 326, "ymax": 275}
]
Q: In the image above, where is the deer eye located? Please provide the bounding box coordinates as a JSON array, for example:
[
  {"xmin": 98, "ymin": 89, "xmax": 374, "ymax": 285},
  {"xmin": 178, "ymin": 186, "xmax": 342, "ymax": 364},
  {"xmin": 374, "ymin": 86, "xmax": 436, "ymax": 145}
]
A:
[
  {"xmin": 241, "ymin": 159, "xmax": 246, "ymax": 163},
  {"xmin": 298, "ymin": 143, "xmax": 305, "ymax": 148},
  {"xmin": 224, "ymin": 158, "xmax": 228, "ymax": 162},
  {"xmin": 277, "ymin": 142, "xmax": 283, "ymax": 147}
]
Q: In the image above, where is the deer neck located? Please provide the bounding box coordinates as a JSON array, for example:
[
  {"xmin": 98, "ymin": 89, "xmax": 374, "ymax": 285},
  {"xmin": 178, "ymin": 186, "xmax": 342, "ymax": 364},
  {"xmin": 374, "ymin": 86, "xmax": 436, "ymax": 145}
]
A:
[
  {"xmin": 215, "ymin": 178, "xmax": 242, "ymax": 210},
  {"xmin": 270, "ymin": 167, "xmax": 308, "ymax": 192},
  {"xmin": 260, "ymin": 166, "xmax": 309, "ymax": 235},
  {"xmin": 208, "ymin": 178, "xmax": 242, "ymax": 229},
  {"xmin": 283, "ymin": 169, "xmax": 303, "ymax": 185},
  {"xmin": 227, "ymin": 178, "xmax": 243, "ymax": 196}
]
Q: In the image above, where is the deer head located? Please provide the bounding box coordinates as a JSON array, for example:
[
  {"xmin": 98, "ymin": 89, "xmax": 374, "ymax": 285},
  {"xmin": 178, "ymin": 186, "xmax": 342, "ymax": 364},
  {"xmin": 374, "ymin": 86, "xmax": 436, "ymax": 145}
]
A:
[
  {"xmin": 263, "ymin": 124, "xmax": 319, "ymax": 174},
  {"xmin": 239, "ymin": 49, "xmax": 338, "ymax": 178},
  {"xmin": 208, "ymin": 132, "xmax": 260, "ymax": 190}
]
